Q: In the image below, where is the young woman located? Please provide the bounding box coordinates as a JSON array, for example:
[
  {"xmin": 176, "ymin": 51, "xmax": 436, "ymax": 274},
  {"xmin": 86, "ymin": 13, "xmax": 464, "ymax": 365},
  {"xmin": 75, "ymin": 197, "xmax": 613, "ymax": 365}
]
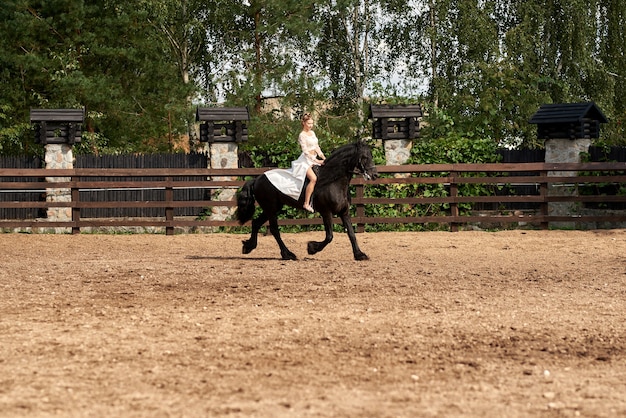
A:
[
  {"xmin": 298, "ymin": 113, "xmax": 326, "ymax": 212},
  {"xmin": 264, "ymin": 113, "xmax": 326, "ymax": 212}
]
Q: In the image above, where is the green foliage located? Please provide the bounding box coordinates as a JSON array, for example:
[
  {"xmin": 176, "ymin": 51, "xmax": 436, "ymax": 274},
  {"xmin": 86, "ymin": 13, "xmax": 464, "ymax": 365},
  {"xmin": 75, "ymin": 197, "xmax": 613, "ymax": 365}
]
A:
[
  {"xmin": 243, "ymin": 137, "xmax": 301, "ymax": 169},
  {"xmin": 202, "ymin": 0, "xmax": 318, "ymax": 114},
  {"xmin": 380, "ymin": 0, "xmax": 626, "ymax": 148},
  {"xmin": 416, "ymin": 114, "xmax": 502, "ymax": 165},
  {"xmin": 0, "ymin": 104, "xmax": 39, "ymax": 155},
  {"xmin": 1, "ymin": 0, "xmax": 625, "ymax": 157},
  {"xmin": 0, "ymin": 0, "xmax": 193, "ymax": 155}
]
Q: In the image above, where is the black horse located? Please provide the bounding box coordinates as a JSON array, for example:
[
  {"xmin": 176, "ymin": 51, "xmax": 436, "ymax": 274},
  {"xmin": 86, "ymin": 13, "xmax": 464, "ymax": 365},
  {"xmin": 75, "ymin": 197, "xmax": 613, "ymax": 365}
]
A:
[{"xmin": 236, "ymin": 140, "xmax": 378, "ymax": 261}]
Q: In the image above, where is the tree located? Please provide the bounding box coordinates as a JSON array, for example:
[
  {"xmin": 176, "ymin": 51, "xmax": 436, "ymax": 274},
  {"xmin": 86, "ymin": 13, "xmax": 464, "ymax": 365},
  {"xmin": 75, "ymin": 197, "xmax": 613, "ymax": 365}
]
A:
[
  {"xmin": 2, "ymin": 0, "xmax": 625, "ymax": 155},
  {"xmin": 382, "ymin": 0, "xmax": 626, "ymax": 147},
  {"xmin": 500, "ymin": 0, "xmax": 623, "ymax": 145},
  {"xmin": 311, "ymin": 0, "xmax": 384, "ymax": 133},
  {"xmin": 597, "ymin": 0, "xmax": 626, "ymax": 144},
  {"xmin": 197, "ymin": 0, "xmax": 318, "ymax": 113},
  {"xmin": 0, "ymin": 0, "xmax": 192, "ymax": 154}
]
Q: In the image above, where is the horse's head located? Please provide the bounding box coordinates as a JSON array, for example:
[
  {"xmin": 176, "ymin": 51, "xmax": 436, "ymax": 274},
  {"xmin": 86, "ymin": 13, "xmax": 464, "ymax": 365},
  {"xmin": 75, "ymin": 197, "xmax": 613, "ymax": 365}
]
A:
[
  {"xmin": 318, "ymin": 140, "xmax": 378, "ymax": 186},
  {"xmin": 355, "ymin": 140, "xmax": 378, "ymax": 181}
]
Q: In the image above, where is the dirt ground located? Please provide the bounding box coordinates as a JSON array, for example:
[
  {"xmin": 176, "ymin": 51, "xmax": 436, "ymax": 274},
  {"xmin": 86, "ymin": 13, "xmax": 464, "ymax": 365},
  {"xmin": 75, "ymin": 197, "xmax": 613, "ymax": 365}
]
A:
[{"xmin": 1, "ymin": 229, "xmax": 625, "ymax": 417}]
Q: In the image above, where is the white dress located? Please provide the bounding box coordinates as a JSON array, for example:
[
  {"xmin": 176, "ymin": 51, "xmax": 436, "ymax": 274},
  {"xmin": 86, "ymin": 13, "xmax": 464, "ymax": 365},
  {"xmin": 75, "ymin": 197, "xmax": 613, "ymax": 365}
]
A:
[{"xmin": 265, "ymin": 131, "xmax": 323, "ymax": 200}]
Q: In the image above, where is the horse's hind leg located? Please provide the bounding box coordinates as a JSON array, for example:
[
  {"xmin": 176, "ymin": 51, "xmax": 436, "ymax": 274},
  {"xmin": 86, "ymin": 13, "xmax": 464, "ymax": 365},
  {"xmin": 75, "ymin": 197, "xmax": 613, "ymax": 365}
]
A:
[
  {"xmin": 242, "ymin": 211, "xmax": 267, "ymax": 254},
  {"xmin": 268, "ymin": 217, "xmax": 297, "ymax": 260}
]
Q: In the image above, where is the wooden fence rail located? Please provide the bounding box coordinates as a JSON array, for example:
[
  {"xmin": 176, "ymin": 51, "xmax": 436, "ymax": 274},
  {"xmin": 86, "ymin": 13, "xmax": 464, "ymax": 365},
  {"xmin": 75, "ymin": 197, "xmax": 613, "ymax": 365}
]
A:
[{"xmin": 1, "ymin": 162, "xmax": 625, "ymax": 234}]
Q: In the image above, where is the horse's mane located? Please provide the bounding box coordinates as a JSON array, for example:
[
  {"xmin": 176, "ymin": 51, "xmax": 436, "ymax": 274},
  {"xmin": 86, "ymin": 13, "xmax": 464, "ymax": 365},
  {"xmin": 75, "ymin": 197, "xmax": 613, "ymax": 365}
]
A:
[{"xmin": 317, "ymin": 142, "xmax": 360, "ymax": 188}]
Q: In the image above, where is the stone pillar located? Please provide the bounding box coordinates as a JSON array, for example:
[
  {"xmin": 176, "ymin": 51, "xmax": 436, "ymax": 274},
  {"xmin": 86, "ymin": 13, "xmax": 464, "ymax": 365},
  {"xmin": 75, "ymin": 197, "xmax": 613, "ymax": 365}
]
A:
[
  {"xmin": 384, "ymin": 139, "xmax": 412, "ymax": 165},
  {"xmin": 384, "ymin": 139, "xmax": 412, "ymax": 178},
  {"xmin": 44, "ymin": 143, "xmax": 74, "ymax": 233},
  {"xmin": 369, "ymin": 104, "xmax": 422, "ymax": 169},
  {"xmin": 545, "ymin": 138, "xmax": 591, "ymax": 228},
  {"xmin": 195, "ymin": 107, "xmax": 249, "ymax": 224},
  {"xmin": 208, "ymin": 142, "xmax": 239, "ymax": 222}
]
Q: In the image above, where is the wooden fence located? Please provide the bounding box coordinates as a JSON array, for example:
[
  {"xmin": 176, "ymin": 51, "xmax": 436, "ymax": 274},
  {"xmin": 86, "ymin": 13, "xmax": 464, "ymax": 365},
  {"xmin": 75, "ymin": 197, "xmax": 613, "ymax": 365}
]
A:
[
  {"xmin": 75, "ymin": 153, "xmax": 209, "ymax": 218},
  {"xmin": 0, "ymin": 162, "xmax": 625, "ymax": 234}
]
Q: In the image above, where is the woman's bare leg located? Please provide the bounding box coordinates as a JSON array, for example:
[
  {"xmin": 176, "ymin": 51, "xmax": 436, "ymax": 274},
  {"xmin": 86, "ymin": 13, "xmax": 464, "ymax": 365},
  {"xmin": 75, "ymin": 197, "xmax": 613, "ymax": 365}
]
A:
[{"xmin": 303, "ymin": 167, "xmax": 316, "ymax": 212}]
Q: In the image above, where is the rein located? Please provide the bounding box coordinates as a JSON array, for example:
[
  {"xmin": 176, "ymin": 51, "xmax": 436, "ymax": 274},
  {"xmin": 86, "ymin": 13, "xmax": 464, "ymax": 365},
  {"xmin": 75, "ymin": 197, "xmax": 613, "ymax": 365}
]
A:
[{"xmin": 352, "ymin": 164, "xmax": 376, "ymax": 178}]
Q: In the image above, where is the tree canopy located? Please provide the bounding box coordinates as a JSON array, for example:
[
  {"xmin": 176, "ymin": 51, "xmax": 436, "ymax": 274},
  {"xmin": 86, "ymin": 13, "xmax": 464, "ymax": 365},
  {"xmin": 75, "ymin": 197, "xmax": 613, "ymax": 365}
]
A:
[{"xmin": 0, "ymin": 0, "xmax": 624, "ymax": 155}]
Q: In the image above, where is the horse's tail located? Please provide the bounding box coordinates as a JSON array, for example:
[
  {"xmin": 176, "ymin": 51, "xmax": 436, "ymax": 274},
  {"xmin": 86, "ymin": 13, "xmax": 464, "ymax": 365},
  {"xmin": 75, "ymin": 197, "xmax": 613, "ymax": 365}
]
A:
[{"xmin": 236, "ymin": 179, "xmax": 257, "ymax": 224}]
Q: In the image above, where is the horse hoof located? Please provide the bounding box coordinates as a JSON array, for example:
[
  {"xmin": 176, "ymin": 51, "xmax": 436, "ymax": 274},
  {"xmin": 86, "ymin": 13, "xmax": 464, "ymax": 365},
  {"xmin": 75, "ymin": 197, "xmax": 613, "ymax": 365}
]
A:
[
  {"xmin": 281, "ymin": 252, "xmax": 297, "ymax": 261},
  {"xmin": 354, "ymin": 252, "xmax": 369, "ymax": 261},
  {"xmin": 242, "ymin": 240, "xmax": 255, "ymax": 254},
  {"xmin": 307, "ymin": 241, "xmax": 319, "ymax": 255}
]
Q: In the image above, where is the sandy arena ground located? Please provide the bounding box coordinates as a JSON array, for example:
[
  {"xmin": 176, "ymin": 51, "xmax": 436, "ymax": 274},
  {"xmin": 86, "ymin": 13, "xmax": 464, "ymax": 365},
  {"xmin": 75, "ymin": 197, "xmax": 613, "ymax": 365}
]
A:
[{"xmin": 1, "ymin": 230, "xmax": 625, "ymax": 417}]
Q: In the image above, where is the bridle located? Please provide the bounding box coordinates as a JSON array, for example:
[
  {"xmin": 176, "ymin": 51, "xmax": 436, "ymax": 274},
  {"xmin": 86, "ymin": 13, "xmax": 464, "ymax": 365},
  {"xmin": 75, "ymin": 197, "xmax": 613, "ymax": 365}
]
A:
[{"xmin": 352, "ymin": 158, "xmax": 377, "ymax": 180}]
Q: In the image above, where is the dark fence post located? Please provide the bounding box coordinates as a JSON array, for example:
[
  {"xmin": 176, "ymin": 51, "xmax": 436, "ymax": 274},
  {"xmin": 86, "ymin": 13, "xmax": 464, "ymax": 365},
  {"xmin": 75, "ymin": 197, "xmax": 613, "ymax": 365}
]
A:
[
  {"xmin": 540, "ymin": 170, "xmax": 549, "ymax": 230},
  {"xmin": 449, "ymin": 171, "xmax": 459, "ymax": 232},
  {"xmin": 165, "ymin": 177, "xmax": 174, "ymax": 235},
  {"xmin": 71, "ymin": 179, "xmax": 80, "ymax": 234}
]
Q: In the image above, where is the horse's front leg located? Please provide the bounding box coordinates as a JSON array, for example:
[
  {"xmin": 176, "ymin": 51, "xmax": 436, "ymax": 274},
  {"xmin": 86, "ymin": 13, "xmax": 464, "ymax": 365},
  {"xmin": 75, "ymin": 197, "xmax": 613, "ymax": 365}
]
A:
[
  {"xmin": 268, "ymin": 216, "xmax": 297, "ymax": 260},
  {"xmin": 307, "ymin": 212, "xmax": 334, "ymax": 256},
  {"xmin": 242, "ymin": 211, "xmax": 267, "ymax": 254},
  {"xmin": 340, "ymin": 212, "xmax": 368, "ymax": 261}
]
